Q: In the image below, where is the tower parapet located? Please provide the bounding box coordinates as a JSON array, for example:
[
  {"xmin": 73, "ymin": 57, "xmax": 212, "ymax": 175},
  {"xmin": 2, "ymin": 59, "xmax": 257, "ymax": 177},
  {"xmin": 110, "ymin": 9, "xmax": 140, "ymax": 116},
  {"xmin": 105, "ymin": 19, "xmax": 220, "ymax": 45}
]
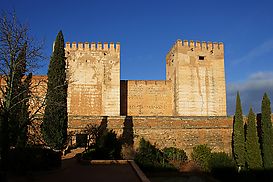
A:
[
  {"xmin": 65, "ymin": 42, "xmax": 120, "ymax": 52},
  {"xmin": 167, "ymin": 39, "xmax": 224, "ymax": 59}
]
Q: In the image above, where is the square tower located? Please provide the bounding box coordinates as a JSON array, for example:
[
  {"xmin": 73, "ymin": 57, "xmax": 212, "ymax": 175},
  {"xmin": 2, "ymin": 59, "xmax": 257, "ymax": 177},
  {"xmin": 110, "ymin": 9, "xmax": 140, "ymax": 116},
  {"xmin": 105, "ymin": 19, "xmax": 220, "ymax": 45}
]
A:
[
  {"xmin": 166, "ymin": 40, "xmax": 226, "ymax": 116},
  {"xmin": 65, "ymin": 42, "xmax": 120, "ymax": 116}
]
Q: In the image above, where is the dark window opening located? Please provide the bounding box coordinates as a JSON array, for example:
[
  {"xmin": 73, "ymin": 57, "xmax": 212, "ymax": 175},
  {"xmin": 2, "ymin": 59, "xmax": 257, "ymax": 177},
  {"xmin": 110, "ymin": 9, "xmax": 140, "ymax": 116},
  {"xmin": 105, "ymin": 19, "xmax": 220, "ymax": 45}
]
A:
[{"xmin": 199, "ymin": 56, "xmax": 205, "ymax": 60}]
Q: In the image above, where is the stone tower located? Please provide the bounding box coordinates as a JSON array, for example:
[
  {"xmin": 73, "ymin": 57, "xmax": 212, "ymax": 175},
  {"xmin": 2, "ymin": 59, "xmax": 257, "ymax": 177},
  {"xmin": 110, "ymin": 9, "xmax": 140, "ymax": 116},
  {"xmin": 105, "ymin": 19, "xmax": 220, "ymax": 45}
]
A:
[
  {"xmin": 65, "ymin": 42, "xmax": 120, "ymax": 116},
  {"xmin": 166, "ymin": 40, "xmax": 226, "ymax": 116}
]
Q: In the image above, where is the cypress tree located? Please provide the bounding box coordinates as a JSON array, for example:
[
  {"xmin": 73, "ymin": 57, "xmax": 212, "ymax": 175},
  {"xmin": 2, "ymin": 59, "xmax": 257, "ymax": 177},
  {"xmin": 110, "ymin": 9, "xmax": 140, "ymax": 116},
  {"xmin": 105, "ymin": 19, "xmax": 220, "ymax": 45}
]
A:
[
  {"xmin": 16, "ymin": 73, "xmax": 32, "ymax": 147},
  {"xmin": 42, "ymin": 31, "xmax": 68, "ymax": 150},
  {"xmin": 260, "ymin": 93, "xmax": 273, "ymax": 169},
  {"xmin": 232, "ymin": 92, "xmax": 245, "ymax": 168},
  {"xmin": 245, "ymin": 107, "xmax": 262, "ymax": 169},
  {"xmin": 8, "ymin": 42, "xmax": 31, "ymax": 147}
]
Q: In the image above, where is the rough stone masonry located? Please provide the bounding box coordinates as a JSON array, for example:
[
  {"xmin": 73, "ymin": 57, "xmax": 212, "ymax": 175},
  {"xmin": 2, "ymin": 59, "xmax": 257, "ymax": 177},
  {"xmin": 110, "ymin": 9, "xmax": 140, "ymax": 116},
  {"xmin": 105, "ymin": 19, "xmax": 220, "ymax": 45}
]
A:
[
  {"xmin": 65, "ymin": 40, "xmax": 226, "ymax": 117},
  {"xmin": 63, "ymin": 39, "xmax": 230, "ymax": 155}
]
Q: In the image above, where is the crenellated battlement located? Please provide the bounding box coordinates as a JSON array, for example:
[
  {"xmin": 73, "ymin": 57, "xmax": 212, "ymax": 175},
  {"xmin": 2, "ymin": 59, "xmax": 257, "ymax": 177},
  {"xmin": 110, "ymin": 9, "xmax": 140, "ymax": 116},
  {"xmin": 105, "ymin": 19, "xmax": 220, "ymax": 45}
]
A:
[
  {"xmin": 65, "ymin": 42, "xmax": 120, "ymax": 52},
  {"xmin": 175, "ymin": 39, "xmax": 223, "ymax": 50},
  {"xmin": 128, "ymin": 80, "xmax": 172, "ymax": 86},
  {"xmin": 167, "ymin": 39, "xmax": 224, "ymax": 58}
]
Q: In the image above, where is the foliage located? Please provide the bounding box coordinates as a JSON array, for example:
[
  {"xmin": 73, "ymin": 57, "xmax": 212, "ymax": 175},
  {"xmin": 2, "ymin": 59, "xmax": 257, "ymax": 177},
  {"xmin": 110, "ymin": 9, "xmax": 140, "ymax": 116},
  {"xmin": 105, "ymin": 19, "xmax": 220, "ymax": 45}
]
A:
[
  {"xmin": 209, "ymin": 152, "xmax": 236, "ymax": 172},
  {"xmin": 84, "ymin": 124, "xmax": 100, "ymax": 148},
  {"xmin": 191, "ymin": 144, "xmax": 212, "ymax": 171},
  {"xmin": 245, "ymin": 107, "xmax": 263, "ymax": 170},
  {"xmin": 42, "ymin": 31, "xmax": 68, "ymax": 150},
  {"xmin": 81, "ymin": 129, "xmax": 122, "ymax": 160},
  {"xmin": 121, "ymin": 144, "xmax": 136, "ymax": 160},
  {"xmin": 260, "ymin": 93, "xmax": 273, "ymax": 169},
  {"xmin": 134, "ymin": 138, "xmax": 175, "ymax": 172},
  {"xmin": 0, "ymin": 11, "xmax": 43, "ymax": 173},
  {"xmin": 163, "ymin": 147, "xmax": 188, "ymax": 163},
  {"xmin": 232, "ymin": 92, "xmax": 245, "ymax": 168},
  {"xmin": 8, "ymin": 147, "xmax": 61, "ymax": 172}
]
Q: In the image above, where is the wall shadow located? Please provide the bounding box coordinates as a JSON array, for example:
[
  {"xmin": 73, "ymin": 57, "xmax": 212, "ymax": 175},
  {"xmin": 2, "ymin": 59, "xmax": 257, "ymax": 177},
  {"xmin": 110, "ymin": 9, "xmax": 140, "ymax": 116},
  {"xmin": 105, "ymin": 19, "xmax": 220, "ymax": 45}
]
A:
[
  {"xmin": 98, "ymin": 116, "xmax": 108, "ymax": 137},
  {"xmin": 120, "ymin": 80, "xmax": 128, "ymax": 116},
  {"xmin": 121, "ymin": 116, "xmax": 134, "ymax": 146}
]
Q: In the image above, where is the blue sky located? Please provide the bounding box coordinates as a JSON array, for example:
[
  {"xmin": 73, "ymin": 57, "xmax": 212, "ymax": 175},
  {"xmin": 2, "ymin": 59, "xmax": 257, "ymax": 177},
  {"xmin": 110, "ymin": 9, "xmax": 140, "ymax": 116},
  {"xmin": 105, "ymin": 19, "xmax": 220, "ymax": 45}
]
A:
[{"xmin": 1, "ymin": 0, "xmax": 273, "ymax": 115}]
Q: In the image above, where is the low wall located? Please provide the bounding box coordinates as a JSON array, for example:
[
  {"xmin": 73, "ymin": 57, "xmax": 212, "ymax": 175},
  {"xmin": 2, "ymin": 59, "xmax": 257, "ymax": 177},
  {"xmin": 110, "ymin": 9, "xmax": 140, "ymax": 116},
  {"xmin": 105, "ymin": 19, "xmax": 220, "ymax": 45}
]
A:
[{"xmin": 68, "ymin": 116, "xmax": 233, "ymax": 156}]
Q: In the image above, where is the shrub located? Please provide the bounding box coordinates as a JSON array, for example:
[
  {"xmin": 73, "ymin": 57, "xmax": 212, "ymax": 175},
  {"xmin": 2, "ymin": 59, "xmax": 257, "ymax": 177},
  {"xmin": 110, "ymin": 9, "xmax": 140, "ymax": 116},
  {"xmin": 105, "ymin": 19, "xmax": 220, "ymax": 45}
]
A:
[
  {"xmin": 121, "ymin": 144, "xmax": 136, "ymax": 160},
  {"xmin": 81, "ymin": 129, "xmax": 122, "ymax": 160},
  {"xmin": 134, "ymin": 138, "xmax": 175, "ymax": 172},
  {"xmin": 209, "ymin": 152, "xmax": 237, "ymax": 181},
  {"xmin": 209, "ymin": 152, "xmax": 236, "ymax": 171},
  {"xmin": 191, "ymin": 144, "xmax": 212, "ymax": 171},
  {"xmin": 163, "ymin": 147, "xmax": 188, "ymax": 163}
]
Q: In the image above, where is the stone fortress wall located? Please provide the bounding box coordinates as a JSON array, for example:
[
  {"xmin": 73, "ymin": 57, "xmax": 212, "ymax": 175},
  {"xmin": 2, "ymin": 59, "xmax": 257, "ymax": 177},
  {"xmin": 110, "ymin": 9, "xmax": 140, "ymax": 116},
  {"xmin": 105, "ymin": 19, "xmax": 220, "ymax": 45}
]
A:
[
  {"xmin": 68, "ymin": 116, "xmax": 233, "ymax": 155},
  {"xmin": 63, "ymin": 39, "xmax": 231, "ymax": 154},
  {"xmin": 65, "ymin": 39, "xmax": 226, "ymax": 117},
  {"xmin": 120, "ymin": 80, "xmax": 174, "ymax": 116}
]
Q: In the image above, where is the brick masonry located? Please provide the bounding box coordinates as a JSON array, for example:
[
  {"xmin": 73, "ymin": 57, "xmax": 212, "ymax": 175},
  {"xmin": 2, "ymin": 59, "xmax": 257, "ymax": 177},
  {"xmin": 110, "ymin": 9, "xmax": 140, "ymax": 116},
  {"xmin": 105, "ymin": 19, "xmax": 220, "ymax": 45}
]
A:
[{"xmin": 68, "ymin": 116, "xmax": 233, "ymax": 155}]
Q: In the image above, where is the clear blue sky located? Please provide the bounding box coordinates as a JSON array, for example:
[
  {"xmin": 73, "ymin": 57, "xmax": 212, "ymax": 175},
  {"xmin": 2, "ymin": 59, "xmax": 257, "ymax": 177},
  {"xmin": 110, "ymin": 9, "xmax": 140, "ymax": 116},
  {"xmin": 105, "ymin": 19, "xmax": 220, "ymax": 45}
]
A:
[{"xmin": 1, "ymin": 0, "xmax": 273, "ymax": 115}]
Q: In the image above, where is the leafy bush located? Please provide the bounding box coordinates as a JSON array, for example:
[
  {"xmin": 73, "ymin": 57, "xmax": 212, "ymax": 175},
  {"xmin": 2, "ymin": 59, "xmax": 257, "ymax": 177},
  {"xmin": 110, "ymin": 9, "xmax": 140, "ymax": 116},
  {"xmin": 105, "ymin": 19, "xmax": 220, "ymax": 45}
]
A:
[
  {"xmin": 191, "ymin": 145, "xmax": 236, "ymax": 174},
  {"xmin": 81, "ymin": 129, "xmax": 122, "ymax": 160},
  {"xmin": 191, "ymin": 144, "xmax": 212, "ymax": 171},
  {"xmin": 209, "ymin": 152, "xmax": 237, "ymax": 181},
  {"xmin": 9, "ymin": 147, "xmax": 61, "ymax": 172},
  {"xmin": 121, "ymin": 144, "xmax": 136, "ymax": 160},
  {"xmin": 163, "ymin": 147, "xmax": 188, "ymax": 163},
  {"xmin": 134, "ymin": 138, "xmax": 175, "ymax": 172},
  {"xmin": 209, "ymin": 152, "xmax": 236, "ymax": 171}
]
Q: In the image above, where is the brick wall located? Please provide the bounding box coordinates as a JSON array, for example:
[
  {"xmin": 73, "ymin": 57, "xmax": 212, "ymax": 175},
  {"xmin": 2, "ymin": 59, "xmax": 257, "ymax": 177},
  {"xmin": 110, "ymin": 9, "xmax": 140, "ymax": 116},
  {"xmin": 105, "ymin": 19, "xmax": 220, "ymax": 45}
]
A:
[
  {"xmin": 68, "ymin": 116, "xmax": 233, "ymax": 156},
  {"xmin": 120, "ymin": 80, "xmax": 174, "ymax": 116}
]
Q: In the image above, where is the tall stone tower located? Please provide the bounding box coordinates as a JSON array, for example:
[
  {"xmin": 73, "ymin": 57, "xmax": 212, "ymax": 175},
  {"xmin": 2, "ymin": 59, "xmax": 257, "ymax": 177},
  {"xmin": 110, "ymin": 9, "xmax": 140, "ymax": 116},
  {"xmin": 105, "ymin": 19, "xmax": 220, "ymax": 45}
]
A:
[
  {"xmin": 166, "ymin": 40, "xmax": 226, "ymax": 116},
  {"xmin": 65, "ymin": 42, "xmax": 120, "ymax": 116}
]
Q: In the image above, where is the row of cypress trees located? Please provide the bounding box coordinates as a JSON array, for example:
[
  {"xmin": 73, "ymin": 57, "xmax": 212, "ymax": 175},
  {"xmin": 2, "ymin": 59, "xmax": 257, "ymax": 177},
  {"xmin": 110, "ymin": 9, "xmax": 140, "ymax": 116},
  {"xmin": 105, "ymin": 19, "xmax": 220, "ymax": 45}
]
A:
[{"xmin": 233, "ymin": 92, "xmax": 273, "ymax": 170}]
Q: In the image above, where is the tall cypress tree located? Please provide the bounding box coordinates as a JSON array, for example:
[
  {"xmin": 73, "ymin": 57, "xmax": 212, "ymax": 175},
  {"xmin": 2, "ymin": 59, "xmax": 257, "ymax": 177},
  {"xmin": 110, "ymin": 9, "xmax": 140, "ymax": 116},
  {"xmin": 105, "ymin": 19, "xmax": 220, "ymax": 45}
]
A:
[
  {"xmin": 260, "ymin": 93, "xmax": 273, "ymax": 169},
  {"xmin": 16, "ymin": 73, "xmax": 32, "ymax": 147},
  {"xmin": 232, "ymin": 92, "xmax": 245, "ymax": 168},
  {"xmin": 8, "ymin": 42, "xmax": 31, "ymax": 147},
  {"xmin": 42, "ymin": 31, "xmax": 68, "ymax": 150},
  {"xmin": 245, "ymin": 107, "xmax": 262, "ymax": 169}
]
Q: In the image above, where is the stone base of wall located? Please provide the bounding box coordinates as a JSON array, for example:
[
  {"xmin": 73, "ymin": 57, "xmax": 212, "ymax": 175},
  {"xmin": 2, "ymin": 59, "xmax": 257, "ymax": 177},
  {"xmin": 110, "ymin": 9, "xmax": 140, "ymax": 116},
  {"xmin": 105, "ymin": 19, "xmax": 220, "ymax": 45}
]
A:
[{"xmin": 68, "ymin": 116, "xmax": 233, "ymax": 156}]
